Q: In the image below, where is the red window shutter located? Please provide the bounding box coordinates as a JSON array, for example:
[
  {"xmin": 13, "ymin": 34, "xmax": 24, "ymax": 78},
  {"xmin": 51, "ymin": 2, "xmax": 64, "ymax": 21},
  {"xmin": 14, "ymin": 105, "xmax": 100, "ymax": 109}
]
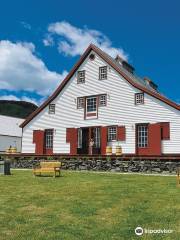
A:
[
  {"xmin": 33, "ymin": 130, "xmax": 44, "ymax": 155},
  {"xmin": 148, "ymin": 123, "xmax": 161, "ymax": 156},
  {"xmin": 117, "ymin": 126, "xmax": 126, "ymax": 141},
  {"xmin": 66, "ymin": 128, "xmax": 71, "ymax": 143},
  {"xmin": 161, "ymin": 122, "xmax": 170, "ymax": 140},
  {"xmin": 101, "ymin": 127, "xmax": 108, "ymax": 155},
  {"xmin": 66, "ymin": 128, "xmax": 77, "ymax": 155}
]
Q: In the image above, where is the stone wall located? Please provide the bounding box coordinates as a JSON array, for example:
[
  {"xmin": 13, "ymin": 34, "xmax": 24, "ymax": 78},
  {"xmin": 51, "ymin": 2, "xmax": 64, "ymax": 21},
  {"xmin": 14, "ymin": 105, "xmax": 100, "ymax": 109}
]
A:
[{"xmin": 2, "ymin": 156, "xmax": 180, "ymax": 174}]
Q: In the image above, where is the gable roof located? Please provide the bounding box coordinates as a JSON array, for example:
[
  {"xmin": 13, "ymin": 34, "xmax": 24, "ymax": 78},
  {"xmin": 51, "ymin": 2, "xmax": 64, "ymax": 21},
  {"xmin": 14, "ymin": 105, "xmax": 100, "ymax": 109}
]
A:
[{"xmin": 20, "ymin": 44, "xmax": 180, "ymax": 128}]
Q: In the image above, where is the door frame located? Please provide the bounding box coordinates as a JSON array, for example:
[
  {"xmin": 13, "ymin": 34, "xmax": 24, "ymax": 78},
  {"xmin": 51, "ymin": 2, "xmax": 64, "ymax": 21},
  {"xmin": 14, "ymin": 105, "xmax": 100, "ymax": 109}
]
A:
[
  {"xmin": 77, "ymin": 126, "xmax": 101, "ymax": 155},
  {"xmin": 135, "ymin": 123, "xmax": 149, "ymax": 155}
]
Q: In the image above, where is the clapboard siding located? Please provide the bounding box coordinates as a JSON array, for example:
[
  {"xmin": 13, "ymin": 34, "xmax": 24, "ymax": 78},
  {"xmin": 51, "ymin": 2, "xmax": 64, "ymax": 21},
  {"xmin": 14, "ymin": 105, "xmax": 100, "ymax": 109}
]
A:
[{"xmin": 22, "ymin": 51, "xmax": 180, "ymax": 154}]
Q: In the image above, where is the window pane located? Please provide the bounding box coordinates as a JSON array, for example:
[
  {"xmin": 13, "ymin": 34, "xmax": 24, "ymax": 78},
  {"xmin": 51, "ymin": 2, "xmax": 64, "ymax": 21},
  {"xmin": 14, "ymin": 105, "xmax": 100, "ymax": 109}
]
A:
[
  {"xmin": 49, "ymin": 104, "xmax": 55, "ymax": 114},
  {"xmin": 108, "ymin": 127, "xmax": 117, "ymax": 141},
  {"xmin": 99, "ymin": 94, "xmax": 106, "ymax": 106},
  {"xmin": 137, "ymin": 125, "xmax": 148, "ymax": 148},
  {"xmin": 77, "ymin": 70, "xmax": 85, "ymax": 83},
  {"xmin": 135, "ymin": 93, "xmax": 144, "ymax": 105},
  {"xmin": 78, "ymin": 129, "xmax": 82, "ymax": 148},
  {"xmin": 45, "ymin": 129, "xmax": 53, "ymax": 149},
  {"xmin": 77, "ymin": 97, "xmax": 84, "ymax": 109},
  {"xmin": 99, "ymin": 66, "xmax": 107, "ymax": 80},
  {"xmin": 87, "ymin": 97, "xmax": 97, "ymax": 112},
  {"xmin": 93, "ymin": 127, "xmax": 100, "ymax": 148}
]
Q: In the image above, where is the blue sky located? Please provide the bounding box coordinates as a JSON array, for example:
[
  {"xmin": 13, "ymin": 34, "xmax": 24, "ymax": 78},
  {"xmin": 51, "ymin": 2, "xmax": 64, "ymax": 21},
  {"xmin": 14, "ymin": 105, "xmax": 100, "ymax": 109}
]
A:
[{"xmin": 0, "ymin": 0, "xmax": 179, "ymax": 105}]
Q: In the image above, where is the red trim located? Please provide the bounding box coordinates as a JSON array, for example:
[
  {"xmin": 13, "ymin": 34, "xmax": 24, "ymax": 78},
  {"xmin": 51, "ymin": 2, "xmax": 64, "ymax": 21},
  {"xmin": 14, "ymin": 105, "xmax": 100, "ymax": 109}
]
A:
[
  {"xmin": 86, "ymin": 112, "xmax": 97, "ymax": 117},
  {"xmin": 117, "ymin": 126, "xmax": 126, "ymax": 141},
  {"xmin": 66, "ymin": 128, "xmax": 78, "ymax": 155},
  {"xmin": 20, "ymin": 44, "xmax": 180, "ymax": 128},
  {"xmin": 160, "ymin": 122, "xmax": 170, "ymax": 140},
  {"xmin": 136, "ymin": 123, "xmax": 162, "ymax": 156},
  {"xmin": 33, "ymin": 130, "xmax": 44, "ymax": 155},
  {"xmin": 101, "ymin": 126, "xmax": 107, "ymax": 155}
]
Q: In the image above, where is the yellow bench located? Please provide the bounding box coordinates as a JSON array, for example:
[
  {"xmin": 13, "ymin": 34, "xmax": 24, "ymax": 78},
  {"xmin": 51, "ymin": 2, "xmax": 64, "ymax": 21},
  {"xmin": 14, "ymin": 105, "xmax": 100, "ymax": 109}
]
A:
[
  {"xmin": 33, "ymin": 161, "xmax": 61, "ymax": 177},
  {"xmin": 177, "ymin": 167, "xmax": 180, "ymax": 186}
]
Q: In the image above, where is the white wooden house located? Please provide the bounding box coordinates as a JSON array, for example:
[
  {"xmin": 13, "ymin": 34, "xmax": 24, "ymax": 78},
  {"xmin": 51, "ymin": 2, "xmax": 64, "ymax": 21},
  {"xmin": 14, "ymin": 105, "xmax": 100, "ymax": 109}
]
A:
[
  {"xmin": 0, "ymin": 115, "xmax": 24, "ymax": 153},
  {"xmin": 20, "ymin": 44, "xmax": 180, "ymax": 156}
]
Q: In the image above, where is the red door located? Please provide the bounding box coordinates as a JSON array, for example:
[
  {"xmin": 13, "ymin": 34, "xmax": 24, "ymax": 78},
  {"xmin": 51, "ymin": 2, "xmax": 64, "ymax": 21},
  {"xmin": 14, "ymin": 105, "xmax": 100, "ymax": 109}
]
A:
[{"xmin": 136, "ymin": 123, "xmax": 161, "ymax": 156}]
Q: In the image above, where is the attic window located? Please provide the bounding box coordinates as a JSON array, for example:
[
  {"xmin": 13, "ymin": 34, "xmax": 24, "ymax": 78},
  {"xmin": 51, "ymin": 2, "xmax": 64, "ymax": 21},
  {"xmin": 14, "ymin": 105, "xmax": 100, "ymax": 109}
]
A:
[
  {"xmin": 77, "ymin": 70, "xmax": 85, "ymax": 84},
  {"xmin": 99, "ymin": 66, "xmax": 107, "ymax": 80},
  {"xmin": 49, "ymin": 104, "xmax": 55, "ymax": 114},
  {"xmin": 89, "ymin": 53, "xmax": 95, "ymax": 60},
  {"xmin": 135, "ymin": 93, "xmax": 144, "ymax": 105}
]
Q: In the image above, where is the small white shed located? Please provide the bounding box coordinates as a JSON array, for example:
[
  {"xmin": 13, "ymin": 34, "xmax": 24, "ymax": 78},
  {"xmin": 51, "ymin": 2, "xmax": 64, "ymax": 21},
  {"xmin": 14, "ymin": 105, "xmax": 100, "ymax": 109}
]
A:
[{"xmin": 0, "ymin": 115, "xmax": 24, "ymax": 153}]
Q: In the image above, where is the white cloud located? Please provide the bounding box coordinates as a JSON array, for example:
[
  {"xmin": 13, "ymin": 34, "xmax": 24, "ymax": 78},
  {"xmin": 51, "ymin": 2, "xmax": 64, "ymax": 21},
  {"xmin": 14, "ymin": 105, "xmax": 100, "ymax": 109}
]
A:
[
  {"xmin": 0, "ymin": 40, "xmax": 68, "ymax": 96},
  {"xmin": 0, "ymin": 94, "xmax": 39, "ymax": 106},
  {"xmin": 43, "ymin": 34, "xmax": 54, "ymax": 46},
  {"xmin": 47, "ymin": 21, "xmax": 128, "ymax": 60},
  {"xmin": 20, "ymin": 21, "xmax": 32, "ymax": 30}
]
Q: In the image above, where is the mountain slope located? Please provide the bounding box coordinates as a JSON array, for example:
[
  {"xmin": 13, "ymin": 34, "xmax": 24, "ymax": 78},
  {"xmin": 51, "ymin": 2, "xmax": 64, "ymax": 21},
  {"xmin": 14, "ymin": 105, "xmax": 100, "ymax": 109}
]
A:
[{"xmin": 0, "ymin": 100, "xmax": 38, "ymax": 119}]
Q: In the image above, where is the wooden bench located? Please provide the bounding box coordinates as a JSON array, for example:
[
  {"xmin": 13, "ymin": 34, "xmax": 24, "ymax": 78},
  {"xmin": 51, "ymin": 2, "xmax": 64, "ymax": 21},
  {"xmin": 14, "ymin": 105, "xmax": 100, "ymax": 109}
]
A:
[
  {"xmin": 177, "ymin": 167, "xmax": 180, "ymax": 186},
  {"xmin": 33, "ymin": 161, "xmax": 61, "ymax": 177}
]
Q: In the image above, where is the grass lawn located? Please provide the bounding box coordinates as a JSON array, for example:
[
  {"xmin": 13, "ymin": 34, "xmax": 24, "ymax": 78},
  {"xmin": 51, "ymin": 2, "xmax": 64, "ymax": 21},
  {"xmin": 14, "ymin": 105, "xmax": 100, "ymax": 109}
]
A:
[{"xmin": 0, "ymin": 170, "xmax": 179, "ymax": 240}]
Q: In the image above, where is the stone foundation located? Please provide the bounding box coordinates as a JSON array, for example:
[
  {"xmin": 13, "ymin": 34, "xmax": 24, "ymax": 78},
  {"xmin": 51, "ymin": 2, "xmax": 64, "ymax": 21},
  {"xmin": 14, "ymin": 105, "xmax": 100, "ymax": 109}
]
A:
[{"xmin": 2, "ymin": 156, "xmax": 179, "ymax": 174}]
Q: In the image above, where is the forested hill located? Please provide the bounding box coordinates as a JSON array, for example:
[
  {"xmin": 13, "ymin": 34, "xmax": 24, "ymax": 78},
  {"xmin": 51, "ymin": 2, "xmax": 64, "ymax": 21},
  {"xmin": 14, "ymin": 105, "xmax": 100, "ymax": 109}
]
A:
[{"xmin": 0, "ymin": 100, "xmax": 38, "ymax": 119}]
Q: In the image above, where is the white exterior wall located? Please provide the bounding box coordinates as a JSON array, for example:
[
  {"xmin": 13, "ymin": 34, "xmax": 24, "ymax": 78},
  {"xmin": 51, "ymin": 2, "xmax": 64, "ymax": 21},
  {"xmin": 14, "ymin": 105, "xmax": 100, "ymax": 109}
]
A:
[
  {"xmin": 0, "ymin": 135, "xmax": 22, "ymax": 152},
  {"xmin": 22, "ymin": 51, "xmax": 180, "ymax": 154}
]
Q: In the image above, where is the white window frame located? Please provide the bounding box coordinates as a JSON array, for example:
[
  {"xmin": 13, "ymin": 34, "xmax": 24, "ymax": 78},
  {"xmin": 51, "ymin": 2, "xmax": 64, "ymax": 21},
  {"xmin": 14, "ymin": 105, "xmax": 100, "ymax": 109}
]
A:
[
  {"xmin": 135, "ymin": 93, "xmax": 144, "ymax": 105},
  {"xmin": 93, "ymin": 127, "xmax": 100, "ymax": 148},
  {"xmin": 137, "ymin": 125, "xmax": 148, "ymax": 148},
  {"xmin": 108, "ymin": 126, "xmax": 117, "ymax": 141},
  {"xmin": 78, "ymin": 128, "xmax": 82, "ymax": 148},
  {"xmin": 86, "ymin": 96, "xmax": 97, "ymax": 113},
  {"xmin": 45, "ymin": 129, "xmax": 53, "ymax": 149},
  {"xmin": 49, "ymin": 104, "xmax": 55, "ymax": 114},
  {"xmin": 99, "ymin": 94, "xmax": 107, "ymax": 106},
  {"xmin": 99, "ymin": 66, "xmax": 107, "ymax": 80},
  {"xmin": 77, "ymin": 97, "xmax": 85, "ymax": 109},
  {"xmin": 77, "ymin": 70, "xmax": 85, "ymax": 84}
]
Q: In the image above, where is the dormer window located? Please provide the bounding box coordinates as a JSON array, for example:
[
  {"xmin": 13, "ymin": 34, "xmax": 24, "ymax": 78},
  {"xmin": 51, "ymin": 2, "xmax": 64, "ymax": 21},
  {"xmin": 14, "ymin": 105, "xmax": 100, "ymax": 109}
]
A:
[
  {"xmin": 99, "ymin": 66, "xmax": 107, "ymax": 80},
  {"xmin": 49, "ymin": 104, "xmax": 55, "ymax": 114},
  {"xmin": 77, "ymin": 70, "xmax": 85, "ymax": 84},
  {"xmin": 135, "ymin": 93, "xmax": 144, "ymax": 105}
]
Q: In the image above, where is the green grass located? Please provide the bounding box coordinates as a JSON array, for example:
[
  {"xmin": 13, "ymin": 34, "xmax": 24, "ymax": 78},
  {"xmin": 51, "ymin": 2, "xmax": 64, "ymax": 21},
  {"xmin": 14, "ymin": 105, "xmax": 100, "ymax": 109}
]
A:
[{"xmin": 0, "ymin": 170, "xmax": 179, "ymax": 240}]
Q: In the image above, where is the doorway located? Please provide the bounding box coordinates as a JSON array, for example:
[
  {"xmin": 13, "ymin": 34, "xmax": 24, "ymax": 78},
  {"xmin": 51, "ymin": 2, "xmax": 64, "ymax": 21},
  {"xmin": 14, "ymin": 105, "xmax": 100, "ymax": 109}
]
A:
[{"xmin": 77, "ymin": 127, "xmax": 101, "ymax": 155}]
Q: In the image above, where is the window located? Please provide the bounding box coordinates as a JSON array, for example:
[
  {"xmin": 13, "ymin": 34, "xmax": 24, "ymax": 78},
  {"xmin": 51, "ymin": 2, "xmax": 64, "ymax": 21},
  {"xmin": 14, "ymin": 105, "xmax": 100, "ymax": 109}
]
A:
[
  {"xmin": 78, "ymin": 128, "xmax": 82, "ymax": 148},
  {"xmin": 49, "ymin": 104, "xmax": 55, "ymax": 114},
  {"xmin": 86, "ymin": 97, "xmax": 97, "ymax": 113},
  {"xmin": 77, "ymin": 70, "xmax": 85, "ymax": 84},
  {"xmin": 89, "ymin": 53, "xmax": 95, "ymax": 60},
  {"xmin": 99, "ymin": 66, "xmax": 107, "ymax": 80},
  {"xmin": 135, "ymin": 93, "xmax": 144, "ymax": 105},
  {"xmin": 108, "ymin": 126, "xmax": 117, "ymax": 141},
  {"xmin": 77, "ymin": 97, "xmax": 85, "ymax": 109},
  {"xmin": 45, "ymin": 129, "xmax": 53, "ymax": 149},
  {"xmin": 99, "ymin": 94, "xmax": 107, "ymax": 106},
  {"xmin": 93, "ymin": 127, "xmax": 100, "ymax": 148},
  {"xmin": 137, "ymin": 125, "xmax": 148, "ymax": 148}
]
